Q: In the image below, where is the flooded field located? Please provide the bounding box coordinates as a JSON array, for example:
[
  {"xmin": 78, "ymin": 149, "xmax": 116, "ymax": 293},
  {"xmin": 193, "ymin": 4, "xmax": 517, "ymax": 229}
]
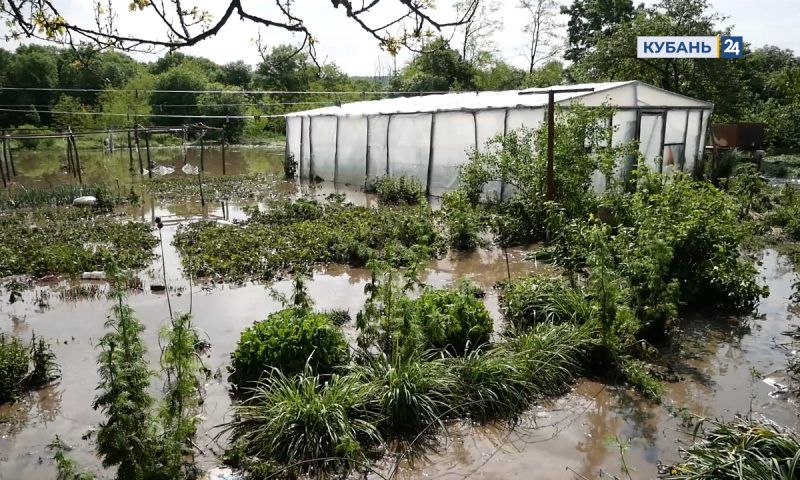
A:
[{"xmin": 1, "ymin": 146, "xmax": 798, "ymax": 479}]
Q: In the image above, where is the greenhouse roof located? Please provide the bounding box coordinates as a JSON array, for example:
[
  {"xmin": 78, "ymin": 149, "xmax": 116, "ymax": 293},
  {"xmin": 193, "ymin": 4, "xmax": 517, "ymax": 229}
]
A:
[{"xmin": 286, "ymin": 81, "xmax": 713, "ymax": 117}]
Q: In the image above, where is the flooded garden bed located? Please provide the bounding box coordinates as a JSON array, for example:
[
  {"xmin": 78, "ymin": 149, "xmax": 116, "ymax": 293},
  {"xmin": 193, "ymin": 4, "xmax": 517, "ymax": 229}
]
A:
[{"xmin": 1, "ymin": 139, "xmax": 799, "ymax": 480}]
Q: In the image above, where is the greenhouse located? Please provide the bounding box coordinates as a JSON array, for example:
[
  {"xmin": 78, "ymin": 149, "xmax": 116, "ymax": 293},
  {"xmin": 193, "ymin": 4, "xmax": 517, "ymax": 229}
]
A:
[{"xmin": 285, "ymin": 81, "xmax": 713, "ymax": 196}]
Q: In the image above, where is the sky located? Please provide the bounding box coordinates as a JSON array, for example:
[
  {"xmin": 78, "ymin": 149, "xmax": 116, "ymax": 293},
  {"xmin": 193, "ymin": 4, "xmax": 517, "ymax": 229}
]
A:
[{"xmin": 1, "ymin": 0, "xmax": 799, "ymax": 75}]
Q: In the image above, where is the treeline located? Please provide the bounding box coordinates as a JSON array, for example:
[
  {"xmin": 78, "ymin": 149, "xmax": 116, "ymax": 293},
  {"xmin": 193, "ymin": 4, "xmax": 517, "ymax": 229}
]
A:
[{"xmin": 0, "ymin": 0, "xmax": 798, "ymax": 149}]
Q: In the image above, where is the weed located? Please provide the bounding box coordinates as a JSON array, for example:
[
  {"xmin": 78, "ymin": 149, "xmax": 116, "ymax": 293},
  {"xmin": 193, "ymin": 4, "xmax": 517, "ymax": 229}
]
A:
[
  {"xmin": 500, "ymin": 275, "xmax": 593, "ymax": 330},
  {"xmin": 48, "ymin": 436, "xmax": 97, "ymax": 480},
  {"xmin": 441, "ymin": 189, "xmax": 484, "ymax": 251},
  {"xmin": 0, "ymin": 334, "xmax": 30, "ymax": 403}
]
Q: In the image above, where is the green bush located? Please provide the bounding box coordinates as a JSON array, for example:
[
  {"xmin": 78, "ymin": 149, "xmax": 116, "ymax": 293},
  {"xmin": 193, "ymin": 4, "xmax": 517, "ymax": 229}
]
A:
[
  {"xmin": 230, "ymin": 307, "xmax": 349, "ymax": 389},
  {"xmin": 13, "ymin": 124, "xmax": 56, "ymax": 150},
  {"xmin": 406, "ymin": 282, "xmax": 493, "ymax": 353},
  {"xmin": 368, "ymin": 175, "xmax": 425, "ymax": 206},
  {"xmin": 500, "ymin": 275, "xmax": 593, "ymax": 330}
]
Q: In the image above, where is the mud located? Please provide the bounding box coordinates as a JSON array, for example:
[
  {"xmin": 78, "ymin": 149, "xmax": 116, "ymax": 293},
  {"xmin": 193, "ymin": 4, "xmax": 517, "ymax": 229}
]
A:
[{"xmin": 1, "ymin": 148, "xmax": 799, "ymax": 479}]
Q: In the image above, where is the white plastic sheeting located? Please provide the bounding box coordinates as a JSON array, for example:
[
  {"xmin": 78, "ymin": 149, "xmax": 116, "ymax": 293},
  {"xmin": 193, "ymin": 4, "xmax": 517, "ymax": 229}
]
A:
[{"xmin": 286, "ymin": 81, "xmax": 714, "ymax": 194}]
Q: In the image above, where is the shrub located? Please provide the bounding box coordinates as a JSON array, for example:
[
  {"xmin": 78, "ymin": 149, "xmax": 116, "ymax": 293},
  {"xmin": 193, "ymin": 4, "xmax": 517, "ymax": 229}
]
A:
[
  {"xmin": 224, "ymin": 368, "xmax": 381, "ymax": 477},
  {"xmin": 442, "ymin": 190, "xmax": 483, "ymax": 251},
  {"xmin": 500, "ymin": 275, "xmax": 593, "ymax": 330},
  {"xmin": 368, "ymin": 175, "xmax": 425, "ymax": 206},
  {"xmin": 406, "ymin": 281, "xmax": 493, "ymax": 353},
  {"xmin": 230, "ymin": 307, "xmax": 348, "ymax": 389},
  {"xmin": 661, "ymin": 417, "xmax": 800, "ymax": 479},
  {"xmin": 13, "ymin": 124, "xmax": 56, "ymax": 150}
]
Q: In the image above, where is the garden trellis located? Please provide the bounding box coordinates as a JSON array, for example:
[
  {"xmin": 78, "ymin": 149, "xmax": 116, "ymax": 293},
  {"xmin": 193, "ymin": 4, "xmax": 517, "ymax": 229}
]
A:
[{"xmin": 285, "ymin": 81, "xmax": 714, "ymax": 196}]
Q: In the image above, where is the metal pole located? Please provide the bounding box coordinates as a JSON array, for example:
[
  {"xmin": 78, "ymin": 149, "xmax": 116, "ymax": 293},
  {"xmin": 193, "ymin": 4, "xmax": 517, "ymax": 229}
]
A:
[
  {"xmin": 334, "ymin": 116, "xmax": 340, "ymax": 185},
  {"xmin": 365, "ymin": 116, "xmax": 371, "ymax": 188},
  {"xmin": 546, "ymin": 91, "xmax": 555, "ymax": 201},
  {"xmin": 500, "ymin": 109, "xmax": 509, "ymax": 200},
  {"xmin": 425, "ymin": 113, "xmax": 436, "ymax": 197}
]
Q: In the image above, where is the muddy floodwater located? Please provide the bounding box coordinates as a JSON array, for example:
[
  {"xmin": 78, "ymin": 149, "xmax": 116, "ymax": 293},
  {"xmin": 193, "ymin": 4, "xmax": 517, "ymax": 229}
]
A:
[{"xmin": 1, "ymin": 146, "xmax": 799, "ymax": 479}]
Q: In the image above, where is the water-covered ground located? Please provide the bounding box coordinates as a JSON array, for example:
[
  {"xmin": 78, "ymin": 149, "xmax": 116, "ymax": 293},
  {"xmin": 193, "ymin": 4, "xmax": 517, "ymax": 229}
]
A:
[{"xmin": 0, "ymin": 146, "xmax": 798, "ymax": 479}]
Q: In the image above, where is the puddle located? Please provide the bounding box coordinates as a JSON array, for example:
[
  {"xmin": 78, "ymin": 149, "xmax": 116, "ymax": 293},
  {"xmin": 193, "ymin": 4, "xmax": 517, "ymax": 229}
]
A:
[{"xmin": 1, "ymin": 148, "xmax": 799, "ymax": 479}]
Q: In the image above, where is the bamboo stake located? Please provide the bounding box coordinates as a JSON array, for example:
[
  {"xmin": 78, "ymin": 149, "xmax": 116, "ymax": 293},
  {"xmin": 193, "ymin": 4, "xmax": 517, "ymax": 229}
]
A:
[
  {"xmin": 127, "ymin": 128, "xmax": 134, "ymax": 172},
  {"xmin": 66, "ymin": 136, "xmax": 75, "ymax": 176},
  {"xmin": 70, "ymin": 130, "xmax": 83, "ymax": 184}
]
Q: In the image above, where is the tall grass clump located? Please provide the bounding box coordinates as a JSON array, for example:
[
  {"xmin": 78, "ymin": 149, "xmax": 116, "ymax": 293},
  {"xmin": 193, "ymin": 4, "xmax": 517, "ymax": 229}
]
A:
[
  {"xmin": 661, "ymin": 417, "xmax": 800, "ymax": 479},
  {"xmin": 367, "ymin": 175, "xmax": 425, "ymax": 206},
  {"xmin": 224, "ymin": 368, "xmax": 381, "ymax": 478},
  {"xmin": 500, "ymin": 275, "xmax": 593, "ymax": 330},
  {"xmin": 350, "ymin": 350, "xmax": 457, "ymax": 434}
]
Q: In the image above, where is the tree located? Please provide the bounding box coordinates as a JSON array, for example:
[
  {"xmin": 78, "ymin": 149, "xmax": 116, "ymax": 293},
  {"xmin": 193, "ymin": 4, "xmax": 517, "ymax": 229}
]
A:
[
  {"xmin": 518, "ymin": 0, "xmax": 562, "ymax": 74},
  {"xmin": 0, "ymin": 1, "xmax": 478, "ymax": 57},
  {"xmin": 98, "ymin": 72, "xmax": 156, "ymax": 128},
  {"xmin": 197, "ymin": 85, "xmax": 248, "ymax": 142},
  {"xmin": 561, "ymin": 0, "xmax": 637, "ymax": 62},
  {"xmin": 454, "ymin": 0, "xmax": 501, "ymax": 63},
  {"xmin": 150, "ymin": 65, "xmax": 209, "ymax": 126},
  {"xmin": 217, "ymin": 61, "xmax": 253, "ymax": 89},
  {"xmin": 58, "ymin": 47, "xmax": 142, "ymax": 104},
  {"xmin": 3, "ymin": 46, "xmax": 59, "ymax": 125},
  {"xmin": 524, "ymin": 60, "xmax": 565, "ymax": 88},
  {"xmin": 52, "ymin": 94, "xmax": 95, "ymax": 130},
  {"xmin": 569, "ymin": 0, "xmax": 745, "ymax": 119},
  {"xmin": 473, "ymin": 53, "xmax": 527, "ymax": 90},
  {"xmin": 255, "ymin": 45, "xmax": 314, "ymax": 97},
  {"xmin": 391, "ymin": 37, "xmax": 477, "ymax": 92}
]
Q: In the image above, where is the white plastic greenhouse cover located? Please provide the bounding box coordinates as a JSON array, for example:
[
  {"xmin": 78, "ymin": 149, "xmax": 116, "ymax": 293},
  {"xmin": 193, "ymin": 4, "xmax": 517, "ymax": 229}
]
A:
[{"xmin": 285, "ymin": 81, "xmax": 714, "ymax": 196}]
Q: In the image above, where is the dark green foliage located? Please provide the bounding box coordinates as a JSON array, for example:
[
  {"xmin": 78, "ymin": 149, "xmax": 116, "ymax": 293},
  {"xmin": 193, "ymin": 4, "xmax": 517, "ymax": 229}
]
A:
[
  {"xmin": 224, "ymin": 368, "xmax": 381, "ymax": 477},
  {"xmin": 368, "ymin": 175, "xmax": 425, "ymax": 206},
  {"xmin": 174, "ymin": 198, "xmax": 442, "ymax": 282},
  {"xmin": 283, "ymin": 153, "xmax": 297, "ymax": 180},
  {"xmin": 661, "ymin": 418, "xmax": 800, "ymax": 479},
  {"xmin": 230, "ymin": 307, "xmax": 348, "ymax": 389},
  {"xmin": 500, "ymin": 275, "xmax": 593, "ymax": 330},
  {"xmin": 406, "ymin": 281, "xmax": 493, "ymax": 353},
  {"xmin": 146, "ymin": 173, "xmax": 280, "ymax": 203},
  {"xmin": 0, "ymin": 332, "xmax": 59, "ymax": 404},
  {"xmin": 0, "ymin": 208, "xmax": 158, "ymax": 278}
]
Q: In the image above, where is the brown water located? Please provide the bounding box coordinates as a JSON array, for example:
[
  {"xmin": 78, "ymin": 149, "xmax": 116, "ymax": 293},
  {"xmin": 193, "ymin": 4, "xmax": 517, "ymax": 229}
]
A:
[{"xmin": 1, "ymin": 148, "xmax": 799, "ymax": 479}]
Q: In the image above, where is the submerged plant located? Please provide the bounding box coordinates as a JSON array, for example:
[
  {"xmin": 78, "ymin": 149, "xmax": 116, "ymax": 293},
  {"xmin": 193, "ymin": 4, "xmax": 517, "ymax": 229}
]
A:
[
  {"xmin": 367, "ymin": 175, "xmax": 425, "ymax": 206},
  {"xmin": 661, "ymin": 417, "xmax": 800, "ymax": 479},
  {"xmin": 0, "ymin": 332, "xmax": 59, "ymax": 404}
]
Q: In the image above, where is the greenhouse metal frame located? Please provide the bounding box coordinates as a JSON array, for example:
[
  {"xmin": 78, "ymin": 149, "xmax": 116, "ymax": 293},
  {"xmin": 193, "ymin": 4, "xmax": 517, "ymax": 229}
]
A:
[{"xmin": 285, "ymin": 81, "xmax": 714, "ymax": 197}]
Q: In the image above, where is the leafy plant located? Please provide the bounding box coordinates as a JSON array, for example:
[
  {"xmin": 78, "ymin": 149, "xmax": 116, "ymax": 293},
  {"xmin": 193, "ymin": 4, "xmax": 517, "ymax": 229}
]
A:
[
  {"xmin": 230, "ymin": 307, "xmax": 348, "ymax": 390},
  {"xmin": 441, "ymin": 189, "xmax": 484, "ymax": 251},
  {"xmin": 406, "ymin": 281, "xmax": 493, "ymax": 353},
  {"xmin": 0, "ymin": 334, "xmax": 31, "ymax": 404},
  {"xmin": 48, "ymin": 436, "xmax": 97, "ymax": 480},
  {"xmin": 767, "ymin": 185, "xmax": 800, "ymax": 240},
  {"xmin": 500, "ymin": 274, "xmax": 593, "ymax": 330}
]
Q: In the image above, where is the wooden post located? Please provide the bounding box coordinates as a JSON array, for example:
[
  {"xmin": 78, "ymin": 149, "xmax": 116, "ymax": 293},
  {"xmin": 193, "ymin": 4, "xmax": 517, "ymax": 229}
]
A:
[
  {"xmin": 134, "ymin": 125, "xmax": 144, "ymax": 175},
  {"xmin": 66, "ymin": 136, "xmax": 75, "ymax": 176},
  {"xmin": 546, "ymin": 90, "xmax": 556, "ymax": 201},
  {"xmin": 1, "ymin": 132, "xmax": 10, "ymax": 182},
  {"xmin": 7, "ymin": 134, "xmax": 16, "ymax": 177},
  {"xmin": 197, "ymin": 171, "xmax": 206, "ymax": 207},
  {"xmin": 0, "ymin": 142, "xmax": 6, "ymax": 188},
  {"xmin": 144, "ymin": 129, "xmax": 152, "ymax": 179},
  {"xmin": 1, "ymin": 135, "xmax": 9, "ymax": 183},
  {"xmin": 199, "ymin": 131, "xmax": 205, "ymax": 172},
  {"xmin": 70, "ymin": 131, "xmax": 82, "ymax": 184},
  {"xmin": 127, "ymin": 129, "xmax": 134, "ymax": 172},
  {"xmin": 221, "ymin": 128, "xmax": 227, "ymax": 175}
]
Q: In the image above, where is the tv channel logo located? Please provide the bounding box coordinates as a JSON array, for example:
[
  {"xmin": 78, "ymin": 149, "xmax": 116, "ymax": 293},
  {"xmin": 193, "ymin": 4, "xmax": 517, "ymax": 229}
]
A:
[{"xmin": 637, "ymin": 36, "xmax": 743, "ymax": 59}]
